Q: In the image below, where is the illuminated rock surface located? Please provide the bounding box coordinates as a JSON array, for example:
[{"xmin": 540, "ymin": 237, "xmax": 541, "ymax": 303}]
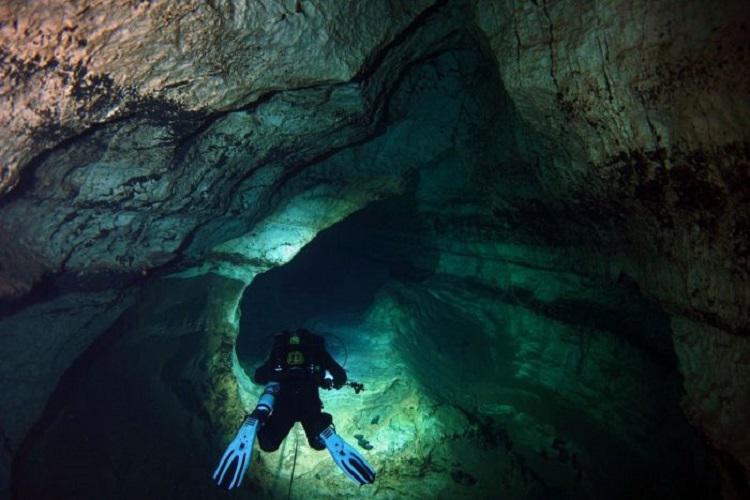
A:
[{"xmin": 0, "ymin": 0, "xmax": 748, "ymax": 499}]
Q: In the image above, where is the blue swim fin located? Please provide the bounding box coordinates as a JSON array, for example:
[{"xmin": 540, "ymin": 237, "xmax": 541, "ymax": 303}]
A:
[
  {"xmin": 212, "ymin": 382, "xmax": 280, "ymax": 489},
  {"xmin": 212, "ymin": 416, "xmax": 259, "ymax": 489},
  {"xmin": 319, "ymin": 426, "xmax": 376, "ymax": 485}
]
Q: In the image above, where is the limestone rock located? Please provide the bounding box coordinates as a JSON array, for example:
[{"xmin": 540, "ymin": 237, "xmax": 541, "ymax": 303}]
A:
[
  {"xmin": 0, "ymin": 84, "xmax": 374, "ymax": 298},
  {"xmin": 474, "ymin": 0, "xmax": 750, "ymax": 334},
  {"xmin": 1, "ymin": 0, "xmax": 749, "ymax": 497},
  {"xmin": 0, "ymin": 0, "xmax": 470, "ymax": 301},
  {"xmin": 0, "ymin": 0, "xmax": 436, "ymax": 195},
  {"xmin": 474, "ymin": 1, "xmax": 750, "ymax": 482},
  {"xmin": 672, "ymin": 316, "xmax": 750, "ymax": 473},
  {"xmin": 0, "ymin": 289, "xmax": 132, "ymax": 495}
]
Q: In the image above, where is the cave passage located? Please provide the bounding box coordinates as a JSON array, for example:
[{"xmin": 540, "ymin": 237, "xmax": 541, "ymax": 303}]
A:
[
  {"xmin": 234, "ymin": 186, "xmax": 722, "ymax": 499},
  {"xmin": 235, "ymin": 203, "xmax": 394, "ymax": 372},
  {"xmin": 5, "ymin": 8, "xmax": 740, "ymax": 496}
]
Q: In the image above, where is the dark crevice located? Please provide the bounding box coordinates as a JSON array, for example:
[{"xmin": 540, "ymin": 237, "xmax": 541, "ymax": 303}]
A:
[
  {"xmin": 353, "ymin": 0, "xmax": 452, "ymax": 83},
  {"xmin": 0, "ymin": 425, "xmax": 12, "ymax": 457},
  {"xmin": 9, "ymin": 288, "xmax": 136, "ymax": 498},
  {"xmin": 0, "ymin": 275, "xmax": 62, "ymax": 319},
  {"xmin": 489, "ymin": 283, "xmax": 676, "ymax": 366},
  {"xmin": 714, "ymin": 447, "xmax": 750, "ymax": 497},
  {"xmin": 0, "ymin": 258, "xmax": 159, "ymax": 321},
  {"xmin": 0, "ymin": 121, "xmax": 107, "ymax": 210},
  {"xmin": 540, "ymin": 0, "xmax": 559, "ymax": 91}
]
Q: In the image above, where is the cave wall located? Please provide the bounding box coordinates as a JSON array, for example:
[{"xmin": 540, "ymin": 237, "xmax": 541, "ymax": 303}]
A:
[
  {"xmin": 228, "ymin": 32, "xmax": 732, "ymax": 496},
  {"xmin": 11, "ymin": 36, "xmax": 515, "ymax": 499},
  {"xmin": 229, "ymin": 94, "xmax": 719, "ymax": 498},
  {"xmin": 2, "ymin": 5, "xmax": 494, "ymax": 498},
  {"xmin": 0, "ymin": 0, "xmax": 749, "ymax": 497},
  {"xmin": 474, "ymin": 0, "xmax": 750, "ymax": 476},
  {"xmin": 328, "ymin": 143, "xmax": 718, "ymax": 497},
  {"xmin": 225, "ymin": 69, "xmax": 722, "ymax": 493},
  {"xmin": 0, "ymin": 289, "xmax": 132, "ymax": 494},
  {"xmin": 11, "ymin": 273, "xmax": 248, "ymax": 499},
  {"xmin": 476, "ymin": 0, "xmax": 750, "ymax": 333}
]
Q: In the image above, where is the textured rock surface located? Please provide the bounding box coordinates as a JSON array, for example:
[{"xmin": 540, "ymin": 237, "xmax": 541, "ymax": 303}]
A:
[
  {"xmin": 672, "ymin": 316, "xmax": 750, "ymax": 474},
  {"xmin": 1, "ymin": 0, "xmax": 749, "ymax": 497},
  {"xmin": 0, "ymin": 0, "xmax": 468, "ymax": 478},
  {"xmin": 11, "ymin": 38, "xmax": 512, "ymax": 499},
  {"xmin": 0, "ymin": 84, "xmax": 373, "ymax": 297},
  {"xmin": 475, "ymin": 0, "xmax": 750, "ymax": 333},
  {"xmin": 0, "ymin": 0, "xmax": 476, "ymax": 300},
  {"xmin": 474, "ymin": 0, "xmax": 750, "ymax": 477},
  {"xmin": 0, "ymin": 289, "xmax": 133, "ymax": 494},
  {"xmin": 229, "ymin": 145, "xmax": 719, "ymax": 498},
  {"xmin": 0, "ymin": 3, "xmax": 460, "ymax": 496},
  {"xmin": 0, "ymin": 0, "xmax": 435, "ymax": 194},
  {"xmin": 11, "ymin": 273, "xmax": 248, "ymax": 499}
]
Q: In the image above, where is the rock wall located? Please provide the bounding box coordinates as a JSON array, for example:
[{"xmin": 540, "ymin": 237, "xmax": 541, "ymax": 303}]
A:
[
  {"xmin": 0, "ymin": 0, "xmax": 435, "ymax": 195},
  {"xmin": 475, "ymin": 0, "xmax": 750, "ymax": 479},
  {"xmin": 672, "ymin": 316, "xmax": 750, "ymax": 478},
  {"xmin": 0, "ymin": 290, "xmax": 132, "ymax": 492},
  {"xmin": 0, "ymin": 2, "xmax": 485, "ymax": 494},
  {"xmin": 11, "ymin": 273, "xmax": 248, "ymax": 499},
  {"xmin": 475, "ymin": 0, "xmax": 750, "ymax": 331},
  {"xmin": 324, "ymin": 142, "xmax": 720, "ymax": 499},
  {"xmin": 1, "ymin": 0, "xmax": 749, "ymax": 497},
  {"xmin": 0, "ymin": 0, "xmax": 477, "ymax": 301}
]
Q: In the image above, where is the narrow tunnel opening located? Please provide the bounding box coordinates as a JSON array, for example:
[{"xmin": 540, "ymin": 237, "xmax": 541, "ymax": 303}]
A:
[{"xmin": 235, "ymin": 203, "xmax": 394, "ymax": 372}]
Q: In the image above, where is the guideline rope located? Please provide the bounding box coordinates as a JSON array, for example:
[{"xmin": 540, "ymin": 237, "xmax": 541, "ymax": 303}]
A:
[{"xmin": 287, "ymin": 427, "xmax": 300, "ymax": 500}]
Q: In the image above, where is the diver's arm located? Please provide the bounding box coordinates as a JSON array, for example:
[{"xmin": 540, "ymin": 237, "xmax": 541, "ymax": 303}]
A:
[{"xmin": 320, "ymin": 346, "xmax": 347, "ymax": 388}]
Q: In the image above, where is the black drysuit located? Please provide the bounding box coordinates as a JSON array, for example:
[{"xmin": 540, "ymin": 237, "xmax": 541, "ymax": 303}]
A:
[{"xmin": 253, "ymin": 330, "xmax": 347, "ymax": 451}]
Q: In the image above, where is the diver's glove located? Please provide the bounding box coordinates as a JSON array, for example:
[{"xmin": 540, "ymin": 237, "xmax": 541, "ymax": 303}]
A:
[
  {"xmin": 319, "ymin": 426, "xmax": 376, "ymax": 485},
  {"xmin": 333, "ymin": 375, "xmax": 347, "ymax": 389},
  {"xmin": 212, "ymin": 382, "xmax": 280, "ymax": 490},
  {"xmin": 212, "ymin": 415, "xmax": 259, "ymax": 489},
  {"xmin": 322, "ymin": 375, "xmax": 347, "ymax": 390}
]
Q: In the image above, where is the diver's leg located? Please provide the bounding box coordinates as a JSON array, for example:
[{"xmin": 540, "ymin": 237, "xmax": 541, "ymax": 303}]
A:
[
  {"xmin": 212, "ymin": 382, "xmax": 280, "ymax": 489},
  {"xmin": 300, "ymin": 410, "xmax": 333, "ymax": 450},
  {"xmin": 257, "ymin": 406, "xmax": 295, "ymax": 452}
]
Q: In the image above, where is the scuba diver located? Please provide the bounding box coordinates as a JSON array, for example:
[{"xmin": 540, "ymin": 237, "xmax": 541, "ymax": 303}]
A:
[{"xmin": 212, "ymin": 328, "xmax": 376, "ymax": 490}]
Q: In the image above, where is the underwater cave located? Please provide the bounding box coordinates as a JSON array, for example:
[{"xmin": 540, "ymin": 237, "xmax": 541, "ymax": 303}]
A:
[
  {"xmin": 1, "ymin": 1, "xmax": 749, "ymax": 499},
  {"xmin": 232, "ymin": 191, "xmax": 718, "ymax": 498}
]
